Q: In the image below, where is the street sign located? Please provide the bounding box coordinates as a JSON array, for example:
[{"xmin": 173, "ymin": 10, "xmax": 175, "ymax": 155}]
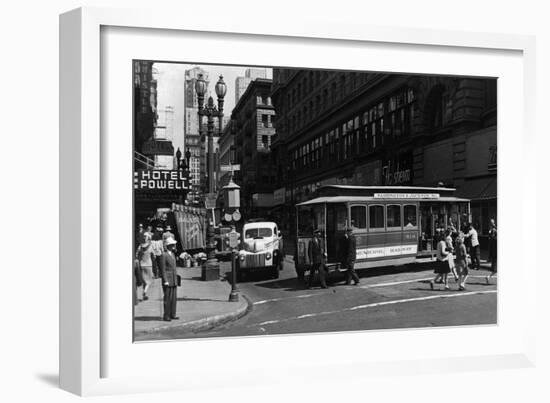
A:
[
  {"xmin": 205, "ymin": 198, "xmax": 216, "ymax": 209},
  {"xmin": 228, "ymin": 231, "xmax": 240, "ymax": 249},
  {"xmin": 220, "ymin": 164, "xmax": 241, "ymax": 172}
]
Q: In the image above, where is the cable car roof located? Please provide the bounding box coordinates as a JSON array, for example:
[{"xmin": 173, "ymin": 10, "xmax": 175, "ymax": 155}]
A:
[
  {"xmin": 318, "ymin": 185, "xmax": 458, "ymax": 192},
  {"xmin": 297, "ymin": 195, "xmax": 470, "ymax": 206}
]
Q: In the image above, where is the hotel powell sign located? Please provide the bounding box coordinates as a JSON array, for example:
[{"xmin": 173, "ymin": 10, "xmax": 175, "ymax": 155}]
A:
[{"xmin": 134, "ymin": 170, "xmax": 189, "ymax": 191}]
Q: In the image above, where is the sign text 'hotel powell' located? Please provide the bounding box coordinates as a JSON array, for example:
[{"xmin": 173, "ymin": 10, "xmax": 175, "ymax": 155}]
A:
[{"xmin": 134, "ymin": 170, "xmax": 188, "ymax": 191}]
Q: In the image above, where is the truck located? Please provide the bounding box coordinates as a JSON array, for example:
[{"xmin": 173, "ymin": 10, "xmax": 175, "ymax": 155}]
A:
[{"xmin": 236, "ymin": 221, "xmax": 283, "ymax": 281}]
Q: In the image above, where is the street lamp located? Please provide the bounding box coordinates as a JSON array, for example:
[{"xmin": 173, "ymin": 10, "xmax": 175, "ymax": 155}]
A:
[{"xmin": 195, "ymin": 73, "xmax": 227, "ymax": 279}]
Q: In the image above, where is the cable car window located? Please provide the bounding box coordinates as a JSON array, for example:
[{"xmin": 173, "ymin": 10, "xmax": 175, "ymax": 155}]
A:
[
  {"xmin": 386, "ymin": 205, "xmax": 402, "ymax": 229},
  {"xmin": 297, "ymin": 205, "xmax": 325, "ymax": 236},
  {"xmin": 404, "ymin": 205, "xmax": 418, "ymax": 229},
  {"xmin": 369, "ymin": 205, "xmax": 385, "ymax": 231},
  {"xmin": 350, "ymin": 205, "xmax": 367, "ymax": 229}
]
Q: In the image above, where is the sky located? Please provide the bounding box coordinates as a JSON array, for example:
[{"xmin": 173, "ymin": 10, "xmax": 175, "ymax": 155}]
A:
[{"xmin": 155, "ymin": 63, "xmax": 273, "ymax": 152}]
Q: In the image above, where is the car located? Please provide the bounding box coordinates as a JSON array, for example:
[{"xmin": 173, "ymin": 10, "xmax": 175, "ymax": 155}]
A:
[{"xmin": 237, "ymin": 221, "xmax": 283, "ymax": 281}]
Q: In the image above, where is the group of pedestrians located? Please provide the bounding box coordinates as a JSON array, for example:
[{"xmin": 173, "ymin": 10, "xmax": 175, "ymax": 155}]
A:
[
  {"xmin": 134, "ymin": 223, "xmax": 180, "ymax": 322},
  {"xmin": 430, "ymin": 220, "xmax": 497, "ymax": 291},
  {"xmin": 306, "ymin": 227, "xmax": 359, "ymax": 289}
]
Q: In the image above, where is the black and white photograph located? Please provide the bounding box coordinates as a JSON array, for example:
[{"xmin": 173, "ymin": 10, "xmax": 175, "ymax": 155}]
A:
[{"xmin": 132, "ymin": 61, "xmax": 498, "ymax": 341}]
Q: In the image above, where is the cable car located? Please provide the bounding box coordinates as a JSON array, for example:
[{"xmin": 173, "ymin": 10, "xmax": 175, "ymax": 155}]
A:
[{"xmin": 294, "ymin": 185, "xmax": 470, "ymax": 279}]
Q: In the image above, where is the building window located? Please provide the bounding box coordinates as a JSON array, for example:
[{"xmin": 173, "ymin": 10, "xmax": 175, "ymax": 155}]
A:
[
  {"xmin": 262, "ymin": 114, "xmax": 269, "ymax": 128},
  {"xmin": 262, "ymin": 135, "xmax": 269, "ymax": 149}
]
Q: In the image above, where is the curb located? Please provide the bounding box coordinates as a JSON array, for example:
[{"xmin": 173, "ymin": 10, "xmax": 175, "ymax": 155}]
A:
[{"xmin": 136, "ymin": 294, "xmax": 253, "ymax": 335}]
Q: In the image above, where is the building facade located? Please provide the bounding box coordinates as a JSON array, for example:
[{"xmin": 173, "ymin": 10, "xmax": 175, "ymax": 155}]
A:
[
  {"xmin": 271, "ymin": 69, "xmax": 497, "ymax": 245},
  {"xmin": 231, "ymin": 78, "xmax": 276, "ymax": 218},
  {"xmin": 217, "ymin": 119, "xmax": 237, "ymax": 189},
  {"xmin": 133, "ymin": 61, "xmax": 158, "ymax": 169},
  {"xmin": 234, "ymin": 68, "xmax": 268, "ymax": 105}
]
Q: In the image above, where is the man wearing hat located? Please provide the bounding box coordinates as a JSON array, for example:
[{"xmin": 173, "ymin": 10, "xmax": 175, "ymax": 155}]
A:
[
  {"xmin": 308, "ymin": 228, "xmax": 329, "ymax": 289},
  {"xmin": 163, "ymin": 225, "xmax": 175, "ymax": 243},
  {"xmin": 151, "ymin": 224, "xmax": 164, "ymax": 278},
  {"xmin": 159, "ymin": 237, "xmax": 180, "ymax": 321},
  {"xmin": 343, "ymin": 227, "xmax": 360, "ymax": 285}
]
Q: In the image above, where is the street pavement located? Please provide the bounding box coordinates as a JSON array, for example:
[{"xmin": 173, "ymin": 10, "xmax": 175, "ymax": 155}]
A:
[
  {"xmin": 145, "ymin": 256, "xmax": 497, "ymax": 340},
  {"xmin": 134, "ymin": 264, "xmax": 249, "ymax": 341}
]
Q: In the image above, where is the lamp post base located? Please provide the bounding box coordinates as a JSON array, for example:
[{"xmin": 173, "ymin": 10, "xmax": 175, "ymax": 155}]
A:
[{"xmin": 228, "ymin": 290, "xmax": 239, "ymax": 302}]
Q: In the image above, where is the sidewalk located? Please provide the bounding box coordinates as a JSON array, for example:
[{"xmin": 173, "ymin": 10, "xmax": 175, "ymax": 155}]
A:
[{"xmin": 134, "ymin": 265, "xmax": 250, "ymax": 339}]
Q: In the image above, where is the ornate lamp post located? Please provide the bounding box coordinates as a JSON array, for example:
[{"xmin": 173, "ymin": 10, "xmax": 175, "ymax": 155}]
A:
[{"xmin": 195, "ymin": 73, "xmax": 227, "ymax": 279}]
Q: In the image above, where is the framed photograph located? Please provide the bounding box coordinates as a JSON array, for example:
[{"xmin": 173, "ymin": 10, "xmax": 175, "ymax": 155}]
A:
[{"xmin": 60, "ymin": 7, "xmax": 536, "ymax": 396}]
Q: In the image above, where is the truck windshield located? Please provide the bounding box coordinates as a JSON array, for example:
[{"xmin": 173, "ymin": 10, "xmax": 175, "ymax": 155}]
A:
[{"xmin": 244, "ymin": 228, "xmax": 273, "ymax": 239}]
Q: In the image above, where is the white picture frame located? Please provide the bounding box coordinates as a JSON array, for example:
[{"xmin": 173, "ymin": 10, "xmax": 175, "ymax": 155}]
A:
[{"xmin": 60, "ymin": 6, "xmax": 537, "ymax": 396}]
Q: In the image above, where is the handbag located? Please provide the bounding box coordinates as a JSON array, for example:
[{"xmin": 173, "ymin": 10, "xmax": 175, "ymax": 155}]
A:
[{"xmin": 176, "ymin": 274, "xmax": 182, "ymax": 287}]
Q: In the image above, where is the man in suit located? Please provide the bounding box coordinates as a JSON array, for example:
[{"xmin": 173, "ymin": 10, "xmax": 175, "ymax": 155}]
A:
[
  {"xmin": 308, "ymin": 228, "xmax": 329, "ymax": 289},
  {"xmin": 159, "ymin": 237, "xmax": 179, "ymax": 321},
  {"xmin": 343, "ymin": 227, "xmax": 360, "ymax": 285}
]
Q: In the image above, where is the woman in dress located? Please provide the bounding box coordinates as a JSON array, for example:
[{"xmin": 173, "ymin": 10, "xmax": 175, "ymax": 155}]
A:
[
  {"xmin": 136, "ymin": 240, "xmax": 154, "ymax": 301},
  {"xmin": 430, "ymin": 232, "xmax": 451, "ymax": 290},
  {"xmin": 455, "ymin": 234, "xmax": 469, "ymax": 290},
  {"xmin": 486, "ymin": 220, "xmax": 497, "ymax": 284},
  {"xmin": 445, "ymin": 228, "xmax": 458, "ymax": 282}
]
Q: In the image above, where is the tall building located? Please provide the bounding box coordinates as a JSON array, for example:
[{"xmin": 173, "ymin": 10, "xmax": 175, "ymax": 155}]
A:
[
  {"xmin": 235, "ymin": 68, "xmax": 267, "ymax": 105},
  {"xmin": 184, "ymin": 67, "xmax": 210, "ymax": 202},
  {"xmin": 271, "ymin": 68, "xmax": 497, "ymax": 246},
  {"xmin": 154, "ymin": 105, "xmax": 176, "ymax": 169},
  {"xmin": 231, "ymin": 78, "xmax": 276, "ymax": 218},
  {"xmin": 217, "ymin": 119, "xmax": 236, "ymax": 190},
  {"xmin": 133, "ymin": 61, "xmax": 158, "ymax": 169}
]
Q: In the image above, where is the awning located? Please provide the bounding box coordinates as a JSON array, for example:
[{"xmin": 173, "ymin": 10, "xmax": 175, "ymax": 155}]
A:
[{"xmin": 455, "ymin": 176, "xmax": 497, "ymax": 201}]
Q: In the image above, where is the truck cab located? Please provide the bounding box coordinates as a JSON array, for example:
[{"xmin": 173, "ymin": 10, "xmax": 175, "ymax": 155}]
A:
[{"xmin": 237, "ymin": 221, "xmax": 283, "ymax": 281}]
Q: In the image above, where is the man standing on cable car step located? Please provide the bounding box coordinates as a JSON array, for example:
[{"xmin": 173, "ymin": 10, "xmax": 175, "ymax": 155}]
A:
[
  {"xmin": 308, "ymin": 228, "xmax": 329, "ymax": 289},
  {"xmin": 343, "ymin": 227, "xmax": 360, "ymax": 286}
]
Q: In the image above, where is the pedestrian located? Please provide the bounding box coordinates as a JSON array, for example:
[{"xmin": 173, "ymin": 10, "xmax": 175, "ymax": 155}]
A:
[
  {"xmin": 159, "ymin": 237, "xmax": 180, "ymax": 321},
  {"xmin": 445, "ymin": 228, "xmax": 458, "ymax": 282},
  {"xmin": 455, "ymin": 234, "xmax": 469, "ymax": 290},
  {"xmin": 143, "ymin": 224, "xmax": 153, "ymax": 243},
  {"xmin": 464, "ymin": 222, "xmax": 481, "ymax": 270},
  {"xmin": 308, "ymin": 228, "xmax": 329, "ymax": 289},
  {"xmin": 135, "ymin": 223, "xmax": 144, "ymax": 246},
  {"xmin": 133, "ymin": 255, "xmax": 144, "ymax": 305},
  {"xmin": 486, "ymin": 220, "xmax": 497, "ymax": 284},
  {"xmin": 151, "ymin": 225, "xmax": 164, "ymax": 278},
  {"xmin": 430, "ymin": 232, "xmax": 451, "ymax": 290},
  {"xmin": 136, "ymin": 239, "xmax": 154, "ymax": 301},
  {"xmin": 343, "ymin": 227, "xmax": 360, "ymax": 285},
  {"xmin": 163, "ymin": 225, "xmax": 175, "ymax": 248}
]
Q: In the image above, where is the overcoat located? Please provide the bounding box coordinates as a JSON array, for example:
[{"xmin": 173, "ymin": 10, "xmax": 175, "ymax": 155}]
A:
[{"xmin": 160, "ymin": 251, "xmax": 178, "ymax": 286}]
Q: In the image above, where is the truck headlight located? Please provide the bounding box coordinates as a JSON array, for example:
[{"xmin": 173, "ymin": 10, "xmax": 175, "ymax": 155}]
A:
[
  {"xmin": 266, "ymin": 252, "xmax": 272, "ymax": 260},
  {"xmin": 239, "ymin": 255, "xmax": 245, "ymax": 261}
]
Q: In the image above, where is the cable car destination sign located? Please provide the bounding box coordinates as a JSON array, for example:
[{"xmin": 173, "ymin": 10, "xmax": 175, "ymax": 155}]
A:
[{"xmin": 134, "ymin": 170, "xmax": 189, "ymax": 191}]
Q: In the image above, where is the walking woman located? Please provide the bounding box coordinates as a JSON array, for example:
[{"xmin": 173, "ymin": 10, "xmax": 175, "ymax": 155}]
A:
[
  {"xmin": 136, "ymin": 239, "xmax": 154, "ymax": 301},
  {"xmin": 430, "ymin": 232, "xmax": 451, "ymax": 290},
  {"xmin": 455, "ymin": 234, "xmax": 469, "ymax": 290},
  {"xmin": 445, "ymin": 228, "xmax": 458, "ymax": 282},
  {"xmin": 486, "ymin": 220, "xmax": 497, "ymax": 284}
]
